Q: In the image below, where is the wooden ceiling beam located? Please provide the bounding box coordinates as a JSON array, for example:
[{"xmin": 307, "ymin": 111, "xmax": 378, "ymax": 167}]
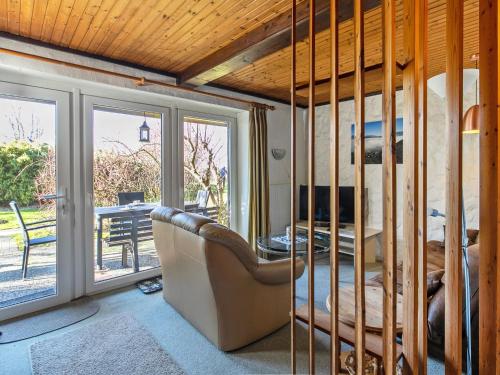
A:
[
  {"xmin": 294, "ymin": 62, "xmax": 404, "ymax": 91},
  {"xmin": 178, "ymin": 0, "xmax": 381, "ymax": 86}
]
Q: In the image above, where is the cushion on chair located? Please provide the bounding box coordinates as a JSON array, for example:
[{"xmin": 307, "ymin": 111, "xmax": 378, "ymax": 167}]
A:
[
  {"xmin": 199, "ymin": 223, "xmax": 258, "ymax": 273},
  {"xmin": 427, "ymin": 269, "xmax": 445, "ymax": 296},
  {"xmin": 171, "ymin": 212, "xmax": 214, "ymax": 234},
  {"xmin": 150, "ymin": 207, "xmax": 183, "ymax": 223}
]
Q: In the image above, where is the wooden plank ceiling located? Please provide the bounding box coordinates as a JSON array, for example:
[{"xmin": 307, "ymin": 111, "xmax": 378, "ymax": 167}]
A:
[{"xmin": 0, "ymin": 0, "xmax": 478, "ymax": 106}]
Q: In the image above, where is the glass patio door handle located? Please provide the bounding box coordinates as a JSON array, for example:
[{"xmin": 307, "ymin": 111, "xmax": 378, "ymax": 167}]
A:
[{"xmin": 43, "ymin": 190, "xmax": 69, "ymax": 215}]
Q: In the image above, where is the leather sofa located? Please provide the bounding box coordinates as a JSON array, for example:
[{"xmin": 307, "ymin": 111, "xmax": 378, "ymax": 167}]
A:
[
  {"xmin": 151, "ymin": 207, "xmax": 305, "ymax": 351},
  {"xmin": 367, "ymin": 230, "xmax": 480, "ymax": 372}
]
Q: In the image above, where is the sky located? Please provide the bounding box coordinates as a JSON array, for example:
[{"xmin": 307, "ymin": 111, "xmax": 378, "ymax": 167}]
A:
[
  {"xmin": 0, "ymin": 96, "xmax": 56, "ymax": 145},
  {"xmin": 0, "ymin": 95, "xmax": 228, "ymax": 165},
  {"xmin": 93, "ymin": 108, "xmax": 161, "ymax": 151}
]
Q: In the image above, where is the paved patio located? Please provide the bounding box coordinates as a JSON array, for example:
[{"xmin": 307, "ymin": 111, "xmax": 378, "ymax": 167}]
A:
[{"xmin": 0, "ymin": 229, "xmax": 160, "ymax": 309}]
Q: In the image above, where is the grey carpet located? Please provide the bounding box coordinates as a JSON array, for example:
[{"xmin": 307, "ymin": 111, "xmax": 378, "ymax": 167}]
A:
[
  {"xmin": 30, "ymin": 314, "xmax": 185, "ymax": 375},
  {"xmin": 0, "ymin": 297, "xmax": 99, "ymax": 344},
  {"xmin": 0, "ymin": 255, "xmax": 445, "ymax": 374}
]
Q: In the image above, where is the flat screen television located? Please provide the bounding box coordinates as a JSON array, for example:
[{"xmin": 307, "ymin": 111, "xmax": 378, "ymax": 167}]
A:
[{"xmin": 299, "ymin": 185, "xmax": 356, "ymax": 224}]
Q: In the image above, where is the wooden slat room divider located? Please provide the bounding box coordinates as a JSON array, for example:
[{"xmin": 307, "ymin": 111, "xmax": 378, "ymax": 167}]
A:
[
  {"xmin": 478, "ymin": 0, "xmax": 499, "ymax": 373},
  {"xmin": 290, "ymin": 1, "xmax": 297, "ymax": 374},
  {"xmin": 416, "ymin": 0, "xmax": 428, "ymax": 373},
  {"xmin": 307, "ymin": 0, "xmax": 317, "ymax": 373},
  {"xmin": 445, "ymin": 0, "xmax": 464, "ymax": 373},
  {"xmin": 353, "ymin": 0, "xmax": 367, "ymax": 372},
  {"xmin": 289, "ymin": 0, "xmax": 500, "ymax": 374},
  {"xmin": 329, "ymin": 0, "xmax": 340, "ymax": 373},
  {"xmin": 382, "ymin": 0, "xmax": 398, "ymax": 372}
]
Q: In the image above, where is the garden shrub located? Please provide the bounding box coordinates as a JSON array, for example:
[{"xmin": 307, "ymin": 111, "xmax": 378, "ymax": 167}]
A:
[
  {"xmin": 0, "ymin": 141, "xmax": 49, "ymax": 206},
  {"xmin": 93, "ymin": 149, "xmax": 161, "ymax": 207}
]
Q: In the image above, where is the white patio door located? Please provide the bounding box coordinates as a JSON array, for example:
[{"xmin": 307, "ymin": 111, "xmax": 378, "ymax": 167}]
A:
[
  {"xmin": 83, "ymin": 96, "xmax": 170, "ymax": 293},
  {"xmin": 0, "ymin": 82, "xmax": 72, "ymax": 321}
]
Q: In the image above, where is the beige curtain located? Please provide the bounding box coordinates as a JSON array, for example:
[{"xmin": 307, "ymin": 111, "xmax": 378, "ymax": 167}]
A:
[{"xmin": 248, "ymin": 106, "xmax": 270, "ymax": 251}]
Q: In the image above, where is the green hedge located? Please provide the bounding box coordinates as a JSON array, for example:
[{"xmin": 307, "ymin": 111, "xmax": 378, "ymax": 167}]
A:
[{"xmin": 0, "ymin": 142, "xmax": 49, "ymax": 206}]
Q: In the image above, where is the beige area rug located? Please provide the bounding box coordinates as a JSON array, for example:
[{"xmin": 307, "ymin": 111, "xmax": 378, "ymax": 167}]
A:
[{"xmin": 30, "ymin": 314, "xmax": 186, "ymax": 375}]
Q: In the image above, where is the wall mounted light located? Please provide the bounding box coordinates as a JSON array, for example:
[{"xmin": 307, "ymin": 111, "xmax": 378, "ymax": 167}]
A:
[{"xmin": 271, "ymin": 148, "xmax": 286, "ymax": 160}]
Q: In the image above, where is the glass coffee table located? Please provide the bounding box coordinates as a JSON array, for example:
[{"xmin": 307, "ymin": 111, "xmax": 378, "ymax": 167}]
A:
[{"xmin": 257, "ymin": 232, "xmax": 330, "ymax": 258}]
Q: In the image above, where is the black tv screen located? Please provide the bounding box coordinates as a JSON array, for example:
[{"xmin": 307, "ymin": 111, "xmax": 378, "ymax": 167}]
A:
[{"xmin": 299, "ymin": 185, "xmax": 356, "ymax": 224}]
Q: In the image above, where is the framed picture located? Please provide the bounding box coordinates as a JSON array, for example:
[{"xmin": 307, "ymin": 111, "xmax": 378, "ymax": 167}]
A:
[{"xmin": 350, "ymin": 118, "xmax": 403, "ymax": 164}]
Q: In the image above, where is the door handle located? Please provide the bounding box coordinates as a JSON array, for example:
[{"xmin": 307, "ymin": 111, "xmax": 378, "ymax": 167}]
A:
[
  {"xmin": 41, "ymin": 194, "xmax": 66, "ymax": 200},
  {"xmin": 45, "ymin": 189, "xmax": 69, "ymax": 215}
]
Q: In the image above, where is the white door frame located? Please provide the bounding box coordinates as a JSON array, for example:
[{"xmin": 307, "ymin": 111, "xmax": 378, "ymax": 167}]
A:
[
  {"xmin": 0, "ymin": 82, "xmax": 73, "ymax": 321},
  {"xmin": 82, "ymin": 95, "xmax": 171, "ymax": 294},
  {"xmin": 177, "ymin": 109, "xmax": 238, "ymax": 229}
]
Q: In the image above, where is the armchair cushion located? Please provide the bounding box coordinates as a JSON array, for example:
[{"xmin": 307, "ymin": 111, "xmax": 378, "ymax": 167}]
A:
[
  {"xmin": 427, "ymin": 269, "xmax": 445, "ymax": 296},
  {"xmin": 151, "ymin": 207, "xmax": 183, "ymax": 223},
  {"xmin": 199, "ymin": 223, "xmax": 258, "ymax": 273},
  {"xmin": 171, "ymin": 212, "xmax": 214, "ymax": 234}
]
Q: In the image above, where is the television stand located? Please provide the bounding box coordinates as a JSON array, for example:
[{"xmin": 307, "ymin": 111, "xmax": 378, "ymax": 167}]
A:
[
  {"xmin": 306, "ymin": 222, "xmax": 347, "ymax": 229},
  {"xmin": 295, "ymin": 221, "xmax": 381, "ymax": 263}
]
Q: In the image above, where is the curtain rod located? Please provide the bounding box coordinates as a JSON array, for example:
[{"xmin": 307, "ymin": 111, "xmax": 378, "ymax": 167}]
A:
[{"xmin": 0, "ymin": 47, "xmax": 275, "ymax": 111}]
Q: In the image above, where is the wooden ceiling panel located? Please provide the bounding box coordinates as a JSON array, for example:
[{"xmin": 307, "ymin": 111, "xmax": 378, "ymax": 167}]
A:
[
  {"xmin": 215, "ymin": 0, "xmax": 478, "ymax": 104},
  {"xmin": 0, "ymin": 0, "xmax": 303, "ymax": 73},
  {"xmin": 0, "ymin": 0, "xmax": 479, "ymax": 105}
]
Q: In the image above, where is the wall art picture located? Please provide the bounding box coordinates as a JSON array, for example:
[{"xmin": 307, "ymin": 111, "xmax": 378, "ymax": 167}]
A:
[{"xmin": 350, "ymin": 118, "xmax": 403, "ymax": 164}]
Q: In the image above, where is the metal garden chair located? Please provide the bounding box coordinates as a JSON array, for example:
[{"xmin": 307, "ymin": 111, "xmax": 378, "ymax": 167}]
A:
[{"xmin": 9, "ymin": 201, "xmax": 56, "ymax": 279}]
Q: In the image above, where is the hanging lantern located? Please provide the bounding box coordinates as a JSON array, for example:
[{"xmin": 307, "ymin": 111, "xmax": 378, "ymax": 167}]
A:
[{"xmin": 139, "ymin": 119, "xmax": 150, "ymax": 142}]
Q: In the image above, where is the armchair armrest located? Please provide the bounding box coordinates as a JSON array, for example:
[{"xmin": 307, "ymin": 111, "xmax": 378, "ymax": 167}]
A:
[{"xmin": 253, "ymin": 257, "xmax": 305, "ymax": 285}]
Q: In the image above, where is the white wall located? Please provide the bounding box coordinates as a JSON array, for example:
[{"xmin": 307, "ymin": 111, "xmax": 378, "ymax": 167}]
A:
[
  {"xmin": 267, "ymin": 107, "xmax": 308, "ymax": 233},
  {"xmin": 314, "ymin": 87, "xmax": 479, "ymax": 244}
]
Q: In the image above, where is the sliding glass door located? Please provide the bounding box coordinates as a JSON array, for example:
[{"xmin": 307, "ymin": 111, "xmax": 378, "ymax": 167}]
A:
[
  {"xmin": 83, "ymin": 97, "xmax": 170, "ymax": 293},
  {"xmin": 0, "ymin": 83, "xmax": 72, "ymax": 320}
]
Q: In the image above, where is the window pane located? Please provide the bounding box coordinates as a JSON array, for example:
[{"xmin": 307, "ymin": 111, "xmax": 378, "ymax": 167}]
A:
[
  {"xmin": 92, "ymin": 106, "xmax": 161, "ymax": 282},
  {"xmin": 183, "ymin": 118, "xmax": 229, "ymax": 226},
  {"xmin": 0, "ymin": 96, "xmax": 57, "ymax": 308}
]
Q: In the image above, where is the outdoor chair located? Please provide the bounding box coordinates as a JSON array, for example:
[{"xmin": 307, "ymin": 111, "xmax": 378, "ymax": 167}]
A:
[
  {"xmin": 185, "ymin": 190, "xmax": 210, "ymax": 216},
  {"xmin": 117, "ymin": 192, "xmax": 145, "ymax": 206},
  {"xmin": 102, "ymin": 192, "xmax": 153, "ymax": 271},
  {"xmin": 9, "ymin": 201, "xmax": 56, "ymax": 279},
  {"xmin": 195, "ymin": 190, "xmax": 209, "ymax": 208}
]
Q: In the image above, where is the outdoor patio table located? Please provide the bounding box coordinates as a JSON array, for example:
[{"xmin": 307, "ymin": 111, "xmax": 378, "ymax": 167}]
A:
[{"xmin": 94, "ymin": 203, "xmax": 158, "ymax": 273}]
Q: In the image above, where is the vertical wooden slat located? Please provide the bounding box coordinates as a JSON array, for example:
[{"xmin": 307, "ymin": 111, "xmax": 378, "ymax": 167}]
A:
[
  {"xmin": 307, "ymin": 0, "xmax": 316, "ymax": 373},
  {"xmin": 382, "ymin": 0, "xmax": 397, "ymax": 371},
  {"xmin": 402, "ymin": 0, "xmax": 419, "ymax": 371},
  {"xmin": 445, "ymin": 0, "xmax": 463, "ymax": 372},
  {"xmin": 329, "ymin": 0, "xmax": 340, "ymax": 374},
  {"xmin": 478, "ymin": 0, "xmax": 499, "ymax": 373},
  {"xmin": 353, "ymin": 0, "xmax": 366, "ymax": 371},
  {"xmin": 417, "ymin": 0, "xmax": 428, "ymax": 372},
  {"xmin": 290, "ymin": 0, "xmax": 297, "ymax": 373}
]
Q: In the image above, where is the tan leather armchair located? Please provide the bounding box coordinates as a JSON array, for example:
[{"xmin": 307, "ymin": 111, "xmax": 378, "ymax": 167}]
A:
[{"xmin": 151, "ymin": 207, "xmax": 305, "ymax": 351}]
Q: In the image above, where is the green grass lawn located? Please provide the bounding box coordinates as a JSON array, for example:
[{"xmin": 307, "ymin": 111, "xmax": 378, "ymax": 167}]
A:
[
  {"xmin": 0, "ymin": 207, "xmax": 55, "ymax": 230},
  {"xmin": 0, "ymin": 207, "xmax": 56, "ymax": 250}
]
